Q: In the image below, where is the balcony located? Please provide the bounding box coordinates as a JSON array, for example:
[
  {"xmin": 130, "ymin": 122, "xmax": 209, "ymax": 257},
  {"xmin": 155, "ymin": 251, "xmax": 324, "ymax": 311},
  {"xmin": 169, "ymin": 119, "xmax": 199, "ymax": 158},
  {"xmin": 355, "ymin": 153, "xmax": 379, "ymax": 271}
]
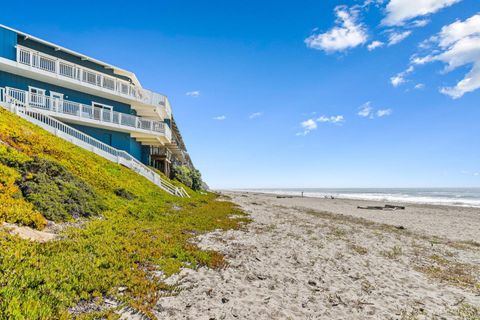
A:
[
  {"xmin": 150, "ymin": 147, "xmax": 172, "ymax": 159},
  {"xmin": 4, "ymin": 87, "xmax": 172, "ymax": 143},
  {"xmin": 14, "ymin": 45, "xmax": 172, "ymax": 118}
]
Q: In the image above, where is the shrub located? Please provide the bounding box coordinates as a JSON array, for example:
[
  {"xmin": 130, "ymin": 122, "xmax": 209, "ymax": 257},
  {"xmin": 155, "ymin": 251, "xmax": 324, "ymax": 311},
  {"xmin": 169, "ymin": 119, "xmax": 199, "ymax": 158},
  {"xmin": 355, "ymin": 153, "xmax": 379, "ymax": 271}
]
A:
[
  {"xmin": 16, "ymin": 157, "xmax": 104, "ymax": 222},
  {"xmin": 172, "ymin": 165, "xmax": 203, "ymax": 191},
  {"xmin": 0, "ymin": 162, "xmax": 47, "ymax": 229},
  {"xmin": 114, "ymin": 188, "xmax": 136, "ymax": 200},
  {"xmin": 190, "ymin": 168, "xmax": 203, "ymax": 191},
  {"xmin": 172, "ymin": 165, "xmax": 192, "ymax": 188}
]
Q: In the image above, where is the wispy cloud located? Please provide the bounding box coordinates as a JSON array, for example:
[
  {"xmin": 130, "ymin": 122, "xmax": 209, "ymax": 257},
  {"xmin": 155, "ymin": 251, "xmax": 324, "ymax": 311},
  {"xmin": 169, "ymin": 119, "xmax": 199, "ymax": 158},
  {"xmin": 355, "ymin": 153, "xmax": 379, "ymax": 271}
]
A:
[
  {"xmin": 387, "ymin": 30, "xmax": 412, "ymax": 45},
  {"xmin": 367, "ymin": 40, "xmax": 384, "ymax": 51},
  {"xmin": 411, "ymin": 13, "xmax": 480, "ymax": 98},
  {"xmin": 382, "ymin": 0, "xmax": 462, "ymax": 26},
  {"xmin": 390, "ymin": 65, "xmax": 414, "ymax": 87},
  {"xmin": 414, "ymin": 83, "xmax": 425, "ymax": 90},
  {"xmin": 297, "ymin": 115, "xmax": 345, "ymax": 135},
  {"xmin": 305, "ymin": 5, "xmax": 367, "ymax": 53},
  {"xmin": 390, "ymin": 75, "xmax": 405, "ymax": 87},
  {"xmin": 358, "ymin": 102, "xmax": 392, "ymax": 119},
  {"xmin": 358, "ymin": 102, "xmax": 374, "ymax": 118},
  {"xmin": 461, "ymin": 170, "xmax": 480, "ymax": 177},
  {"xmin": 249, "ymin": 112, "xmax": 263, "ymax": 119},
  {"xmin": 186, "ymin": 91, "xmax": 200, "ymax": 98},
  {"xmin": 297, "ymin": 119, "xmax": 318, "ymax": 136},
  {"xmin": 376, "ymin": 108, "xmax": 393, "ymax": 117},
  {"xmin": 411, "ymin": 19, "xmax": 430, "ymax": 28},
  {"xmin": 213, "ymin": 115, "xmax": 226, "ymax": 121},
  {"xmin": 317, "ymin": 115, "xmax": 345, "ymax": 124}
]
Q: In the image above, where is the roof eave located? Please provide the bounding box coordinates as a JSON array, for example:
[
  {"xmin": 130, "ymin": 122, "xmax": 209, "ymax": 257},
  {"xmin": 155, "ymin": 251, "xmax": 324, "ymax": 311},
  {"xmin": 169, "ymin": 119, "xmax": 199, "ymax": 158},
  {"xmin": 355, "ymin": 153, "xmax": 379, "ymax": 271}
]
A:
[{"xmin": 0, "ymin": 24, "xmax": 142, "ymax": 88}]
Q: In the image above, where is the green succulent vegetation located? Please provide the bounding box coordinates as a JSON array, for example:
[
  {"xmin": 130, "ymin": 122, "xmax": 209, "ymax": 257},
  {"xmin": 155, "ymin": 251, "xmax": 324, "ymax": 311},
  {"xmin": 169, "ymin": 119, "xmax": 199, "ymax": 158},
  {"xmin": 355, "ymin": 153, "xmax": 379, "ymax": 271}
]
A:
[
  {"xmin": 172, "ymin": 165, "xmax": 203, "ymax": 191},
  {"xmin": 0, "ymin": 108, "xmax": 248, "ymax": 319}
]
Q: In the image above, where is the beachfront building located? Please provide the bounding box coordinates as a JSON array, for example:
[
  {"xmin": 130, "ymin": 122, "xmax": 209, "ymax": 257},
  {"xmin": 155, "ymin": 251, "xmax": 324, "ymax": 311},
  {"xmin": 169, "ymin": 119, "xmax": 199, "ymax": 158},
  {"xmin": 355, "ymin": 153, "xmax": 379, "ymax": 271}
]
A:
[{"xmin": 0, "ymin": 24, "xmax": 192, "ymax": 179}]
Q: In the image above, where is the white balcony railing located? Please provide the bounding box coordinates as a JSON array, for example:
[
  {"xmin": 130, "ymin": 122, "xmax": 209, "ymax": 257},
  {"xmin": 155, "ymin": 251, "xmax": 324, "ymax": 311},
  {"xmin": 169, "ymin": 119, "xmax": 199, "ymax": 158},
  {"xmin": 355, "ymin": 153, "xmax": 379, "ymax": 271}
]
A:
[
  {"xmin": 0, "ymin": 92, "xmax": 188, "ymax": 197},
  {"xmin": 15, "ymin": 45, "xmax": 169, "ymax": 111},
  {"xmin": 5, "ymin": 87, "xmax": 171, "ymax": 140}
]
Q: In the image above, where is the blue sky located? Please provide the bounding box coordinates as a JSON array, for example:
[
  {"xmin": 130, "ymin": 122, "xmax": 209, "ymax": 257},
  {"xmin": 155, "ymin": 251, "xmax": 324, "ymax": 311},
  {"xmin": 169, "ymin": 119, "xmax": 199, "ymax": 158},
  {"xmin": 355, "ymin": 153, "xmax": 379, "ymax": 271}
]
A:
[{"xmin": 1, "ymin": 0, "xmax": 480, "ymax": 188}]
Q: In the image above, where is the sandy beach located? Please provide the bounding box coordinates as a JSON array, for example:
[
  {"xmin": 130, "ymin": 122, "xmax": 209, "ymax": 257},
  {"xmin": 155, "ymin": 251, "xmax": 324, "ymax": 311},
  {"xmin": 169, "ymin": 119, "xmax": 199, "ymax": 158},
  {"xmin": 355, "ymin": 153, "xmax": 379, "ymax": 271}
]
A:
[{"xmin": 156, "ymin": 192, "xmax": 480, "ymax": 319}]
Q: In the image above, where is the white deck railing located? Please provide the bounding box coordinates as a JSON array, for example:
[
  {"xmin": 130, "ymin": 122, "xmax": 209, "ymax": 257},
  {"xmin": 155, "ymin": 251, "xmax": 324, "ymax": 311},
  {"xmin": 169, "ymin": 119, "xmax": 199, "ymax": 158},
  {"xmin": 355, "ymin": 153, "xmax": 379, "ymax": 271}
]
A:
[
  {"xmin": 0, "ymin": 92, "xmax": 189, "ymax": 197},
  {"xmin": 16, "ymin": 45, "xmax": 169, "ymax": 111},
  {"xmin": 5, "ymin": 87, "xmax": 171, "ymax": 140}
]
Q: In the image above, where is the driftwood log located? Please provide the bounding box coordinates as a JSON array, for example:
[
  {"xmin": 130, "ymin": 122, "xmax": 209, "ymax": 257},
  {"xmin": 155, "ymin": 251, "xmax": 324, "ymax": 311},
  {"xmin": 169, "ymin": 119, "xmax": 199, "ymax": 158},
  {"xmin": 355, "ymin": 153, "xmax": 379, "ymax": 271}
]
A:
[{"xmin": 357, "ymin": 205, "xmax": 406, "ymax": 211}]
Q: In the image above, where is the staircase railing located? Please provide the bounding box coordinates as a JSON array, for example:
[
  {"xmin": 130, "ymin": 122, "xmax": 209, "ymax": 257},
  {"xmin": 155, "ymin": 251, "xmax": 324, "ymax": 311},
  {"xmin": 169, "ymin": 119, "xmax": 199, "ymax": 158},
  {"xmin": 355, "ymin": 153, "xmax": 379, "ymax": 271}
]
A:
[{"xmin": 0, "ymin": 92, "xmax": 189, "ymax": 198}]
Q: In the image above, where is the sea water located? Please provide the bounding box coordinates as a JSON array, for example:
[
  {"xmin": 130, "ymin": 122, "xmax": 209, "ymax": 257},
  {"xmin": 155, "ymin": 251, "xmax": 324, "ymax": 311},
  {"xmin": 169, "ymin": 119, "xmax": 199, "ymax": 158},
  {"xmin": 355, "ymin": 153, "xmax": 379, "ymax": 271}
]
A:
[{"xmin": 243, "ymin": 188, "xmax": 480, "ymax": 208}]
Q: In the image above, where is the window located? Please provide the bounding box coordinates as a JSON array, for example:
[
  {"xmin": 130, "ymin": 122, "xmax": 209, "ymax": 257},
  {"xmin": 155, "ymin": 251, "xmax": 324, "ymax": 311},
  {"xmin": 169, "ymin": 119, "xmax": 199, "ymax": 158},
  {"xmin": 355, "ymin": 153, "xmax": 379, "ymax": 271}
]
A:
[
  {"xmin": 92, "ymin": 102, "xmax": 113, "ymax": 122},
  {"xmin": 91, "ymin": 102, "xmax": 112, "ymax": 110},
  {"xmin": 50, "ymin": 91, "xmax": 64, "ymax": 100},
  {"xmin": 28, "ymin": 86, "xmax": 46, "ymax": 108},
  {"xmin": 28, "ymin": 86, "xmax": 45, "ymax": 96}
]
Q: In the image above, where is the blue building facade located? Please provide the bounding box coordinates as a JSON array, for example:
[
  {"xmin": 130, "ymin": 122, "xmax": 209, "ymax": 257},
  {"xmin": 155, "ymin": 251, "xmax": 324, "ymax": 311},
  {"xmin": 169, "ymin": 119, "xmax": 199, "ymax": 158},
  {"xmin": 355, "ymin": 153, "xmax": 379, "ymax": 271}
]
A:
[{"xmin": 0, "ymin": 24, "xmax": 190, "ymax": 171}]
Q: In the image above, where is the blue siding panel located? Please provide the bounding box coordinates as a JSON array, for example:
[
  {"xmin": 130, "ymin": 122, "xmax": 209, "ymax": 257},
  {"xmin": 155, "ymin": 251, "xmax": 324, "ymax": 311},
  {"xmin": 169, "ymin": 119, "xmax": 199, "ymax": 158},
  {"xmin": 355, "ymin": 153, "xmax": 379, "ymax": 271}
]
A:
[
  {"xmin": 67, "ymin": 124, "xmax": 146, "ymax": 163},
  {"xmin": 141, "ymin": 146, "xmax": 151, "ymax": 164},
  {"xmin": 0, "ymin": 71, "xmax": 136, "ymax": 115},
  {"xmin": 0, "ymin": 27, "xmax": 17, "ymax": 61}
]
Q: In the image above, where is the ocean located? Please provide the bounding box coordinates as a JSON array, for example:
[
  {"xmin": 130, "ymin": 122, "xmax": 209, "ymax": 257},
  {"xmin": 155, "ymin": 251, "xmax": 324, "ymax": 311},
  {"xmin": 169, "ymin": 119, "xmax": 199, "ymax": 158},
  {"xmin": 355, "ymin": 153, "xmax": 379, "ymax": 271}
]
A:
[{"xmin": 242, "ymin": 188, "xmax": 480, "ymax": 208}]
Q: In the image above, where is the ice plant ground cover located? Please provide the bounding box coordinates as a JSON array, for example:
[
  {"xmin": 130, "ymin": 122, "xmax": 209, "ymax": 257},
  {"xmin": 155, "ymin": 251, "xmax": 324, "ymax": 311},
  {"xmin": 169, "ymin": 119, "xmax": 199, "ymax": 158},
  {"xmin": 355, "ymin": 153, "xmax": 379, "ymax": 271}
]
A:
[{"xmin": 0, "ymin": 108, "xmax": 248, "ymax": 319}]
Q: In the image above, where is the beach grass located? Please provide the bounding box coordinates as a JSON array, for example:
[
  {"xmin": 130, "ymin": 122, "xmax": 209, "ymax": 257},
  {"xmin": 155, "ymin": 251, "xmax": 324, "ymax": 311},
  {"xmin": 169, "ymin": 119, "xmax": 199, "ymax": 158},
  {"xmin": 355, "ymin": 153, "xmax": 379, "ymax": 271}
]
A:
[{"xmin": 293, "ymin": 206, "xmax": 480, "ymax": 292}]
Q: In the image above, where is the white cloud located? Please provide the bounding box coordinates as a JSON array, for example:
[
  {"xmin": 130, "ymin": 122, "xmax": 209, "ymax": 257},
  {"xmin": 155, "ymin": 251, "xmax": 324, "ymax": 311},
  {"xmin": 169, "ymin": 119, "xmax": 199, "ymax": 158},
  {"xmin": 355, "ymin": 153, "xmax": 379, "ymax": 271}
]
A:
[
  {"xmin": 302, "ymin": 119, "xmax": 318, "ymax": 130},
  {"xmin": 358, "ymin": 102, "xmax": 392, "ymax": 119},
  {"xmin": 186, "ymin": 90, "xmax": 200, "ymax": 97},
  {"xmin": 249, "ymin": 112, "xmax": 263, "ymax": 119},
  {"xmin": 358, "ymin": 102, "xmax": 374, "ymax": 118},
  {"xmin": 412, "ymin": 19, "xmax": 430, "ymax": 28},
  {"xmin": 390, "ymin": 65, "xmax": 414, "ymax": 87},
  {"xmin": 317, "ymin": 115, "xmax": 345, "ymax": 123},
  {"xmin": 213, "ymin": 115, "xmax": 226, "ymax": 120},
  {"xmin": 376, "ymin": 108, "xmax": 393, "ymax": 117},
  {"xmin": 388, "ymin": 30, "xmax": 412, "ymax": 45},
  {"xmin": 297, "ymin": 119, "xmax": 318, "ymax": 136},
  {"xmin": 413, "ymin": 14, "xmax": 480, "ymax": 98},
  {"xmin": 414, "ymin": 83, "xmax": 425, "ymax": 89},
  {"xmin": 297, "ymin": 115, "xmax": 345, "ymax": 135},
  {"xmin": 368, "ymin": 40, "xmax": 385, "ymax": 51},
  {"xmin": 305, "ymin": 6, "xmax": 367, "ymax": 53},
  {"xmin": 390, "ymin": 75, "xmax": 406, "ymax": 87},
  {"xmin": 382, "ymin": 0, "xmax": 462, "ymax": 26}
]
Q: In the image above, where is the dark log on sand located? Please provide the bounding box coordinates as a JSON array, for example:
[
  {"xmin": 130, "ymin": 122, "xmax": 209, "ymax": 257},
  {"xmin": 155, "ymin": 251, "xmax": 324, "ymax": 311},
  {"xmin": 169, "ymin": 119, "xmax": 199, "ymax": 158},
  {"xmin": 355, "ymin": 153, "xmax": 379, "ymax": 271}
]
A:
[{"xmin": 357, "ymin": 205, "xmax": 406, "ymax": 211}]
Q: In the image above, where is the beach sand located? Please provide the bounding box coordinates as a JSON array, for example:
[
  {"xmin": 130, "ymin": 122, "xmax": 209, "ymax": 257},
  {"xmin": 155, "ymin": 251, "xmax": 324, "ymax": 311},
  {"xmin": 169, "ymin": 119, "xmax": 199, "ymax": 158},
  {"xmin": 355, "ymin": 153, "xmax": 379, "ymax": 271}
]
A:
[{"xmin": 156, "ymin": 192, "xmax": 480, "ymax": 319}]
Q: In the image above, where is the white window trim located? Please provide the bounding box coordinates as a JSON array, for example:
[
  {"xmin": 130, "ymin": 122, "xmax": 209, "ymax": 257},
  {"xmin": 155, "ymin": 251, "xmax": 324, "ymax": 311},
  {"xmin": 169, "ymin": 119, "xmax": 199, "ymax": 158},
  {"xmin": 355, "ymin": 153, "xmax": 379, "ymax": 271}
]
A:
[
  {"xmin": 28, "ymin": 86, "xmax": 46, "ymax": 95},
  {"xmin": 91, "ymin": 101, "xmax": 113, "ymax": 110},
  {"xmin": 50, "ymin": 91, "xmax": 64, "ymax": 99}
]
